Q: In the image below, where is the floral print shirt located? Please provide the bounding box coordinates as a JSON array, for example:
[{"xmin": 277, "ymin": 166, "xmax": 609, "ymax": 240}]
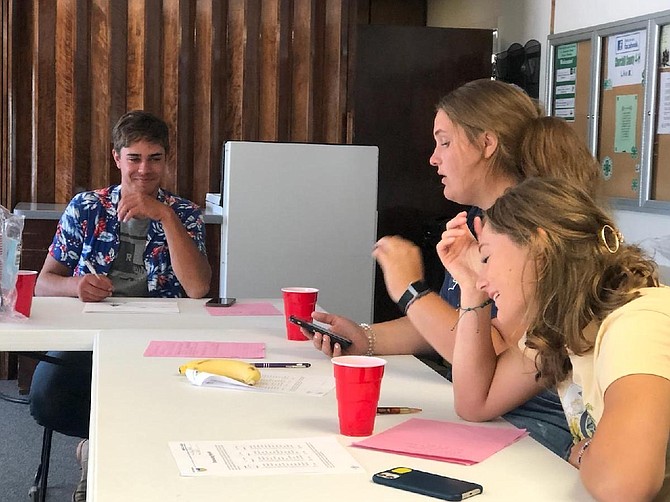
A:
[{"xmin": 49, "ymin": 185, "xmax": 207, "ymax": 297}]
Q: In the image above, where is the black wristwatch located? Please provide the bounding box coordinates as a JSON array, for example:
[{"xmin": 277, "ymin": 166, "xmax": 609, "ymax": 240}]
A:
[{"xmin": 396, "ymin": 280, "xmax": 431, "ymax": 314}]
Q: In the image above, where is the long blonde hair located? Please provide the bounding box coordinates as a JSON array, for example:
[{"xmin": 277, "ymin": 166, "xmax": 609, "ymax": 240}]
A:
[
  {"xmin": 437, "ymin": 79, "xmax": 539, "ymax": 183},
  {"xmin": 484, "ymin": 177, "xmax": 658, "ymax": 386},
  {"xmin": 437, "ymin": 81, "xmax": 603, "ymax": 198}
]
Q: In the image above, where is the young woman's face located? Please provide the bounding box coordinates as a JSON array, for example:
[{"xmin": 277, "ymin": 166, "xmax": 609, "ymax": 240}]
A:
[
  {"xmin": 476, "ymin": 222, "xmax": 536, "ymax": 331},
  {"xmin": 429, "ymin": 110, "xmax": 489, "ymax": 206}
]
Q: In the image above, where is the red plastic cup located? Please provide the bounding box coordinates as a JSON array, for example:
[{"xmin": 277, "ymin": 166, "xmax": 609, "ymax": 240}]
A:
[
  {"xmin": 332, "ymin": 355, "xmax": 387, "ymax": 436},
  {"xmin": 15, "ymin": 270, "xmax": 38, "ymax": 317},
  {"xmin": 282, "ymin": 287, "xmax": 319, "ymax": 341}
]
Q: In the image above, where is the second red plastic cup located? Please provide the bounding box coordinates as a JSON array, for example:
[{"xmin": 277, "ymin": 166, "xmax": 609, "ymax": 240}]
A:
[
  {"xmin": 332, "ymin": 355, "xmax": 387, "ymax": 436},
  {"xmin": 14, "ymin": 270, "xmax": 38, "ymax": 317},
  {"xmin": 281, "ymin": 287, "xmax": 319, "ymax": 340}
]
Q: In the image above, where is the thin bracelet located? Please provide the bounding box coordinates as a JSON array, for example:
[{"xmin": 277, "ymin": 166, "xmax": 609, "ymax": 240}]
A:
[
  {"xmin": 359, "ymin": 323, "xmax": 376, "ymax": 356},
  {"xmin": 577, "ymin": 438, "xmax": 591, "ymax": 466},
  {"xmin": 450, "ymin": 298, "xmax": 494, "ymax": 333}
]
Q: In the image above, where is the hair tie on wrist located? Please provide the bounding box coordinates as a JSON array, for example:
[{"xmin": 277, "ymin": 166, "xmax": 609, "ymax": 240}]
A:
[{"xmin": 450, "ymin": 298, "xmax": 493, "ymax": 333}]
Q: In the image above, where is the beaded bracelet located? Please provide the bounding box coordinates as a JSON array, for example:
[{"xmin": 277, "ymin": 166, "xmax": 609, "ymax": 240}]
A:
[
  {"xmin": 359, "ymin": 323, "xmax": 376, "ymax": 356},
  {"xmin": 450, "ymin": 298, "xmax": 494, "ymax": 333},
  {"xmin": 577, "ymin": 438, "xmax": 591, "ymax": 466}
]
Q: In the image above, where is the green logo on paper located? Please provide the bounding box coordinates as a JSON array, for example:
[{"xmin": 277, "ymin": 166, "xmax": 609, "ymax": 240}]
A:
[
  {"xmin": 602, "ymin": 156, "xmax": 613, "ymax": 181},
  {"xmin": 631, "ymin": 178, "xmax": 639, "ymax": 192},
  {"xmin": 631, "ymin": 146, "xmax": 638, "ymax": 159}
]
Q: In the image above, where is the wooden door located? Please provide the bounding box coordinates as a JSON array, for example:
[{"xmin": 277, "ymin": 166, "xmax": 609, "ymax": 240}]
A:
[{"xmin": 351, "ymin": 25, "xmax": 493, "ymax": 322}]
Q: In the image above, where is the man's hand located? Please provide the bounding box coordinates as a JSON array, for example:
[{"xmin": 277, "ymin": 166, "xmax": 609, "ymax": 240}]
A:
[
  {"xmin": 76, "ymin": 274, "xmax": 114, "ymax": 302},
  {"xmin": 117, "ymin": 192, "xmax": 168, "ymax": 222}
]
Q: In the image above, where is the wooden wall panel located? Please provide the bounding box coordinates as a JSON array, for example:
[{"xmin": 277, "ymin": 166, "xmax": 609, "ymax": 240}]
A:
[
  {"xmin": 0, "ymin": 0, "xmax": 9, "ymax": 208},
  {"xmin": 291, "ymin": 0, "xmax": 315, "ymax": 142},
  {"xmin": 54, "ymin": 0, "xmax": 75, "ymax": 199},
  {"xmin": 33, "ymin": 0, "xmax": 56, "ymax": 202},
  {"xmin": 323, "ymin": 0, "xmax": 348, "ymax": 143},
  {"xmin": 3, "ymin": 0, "xmax": 356, "ymax": 208},
  {"xmin": 259, "ymin": 0, "xmax": 282, "ymax": 141}
]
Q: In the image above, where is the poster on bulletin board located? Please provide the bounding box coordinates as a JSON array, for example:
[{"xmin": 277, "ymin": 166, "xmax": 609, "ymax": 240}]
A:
[
  {"xmin": 554, "ymin": 43, "xmax": 577, "ymax": 121},
  {"xmin": 606, "ymin": 30, "xmax": 646, "ymax": 88}
]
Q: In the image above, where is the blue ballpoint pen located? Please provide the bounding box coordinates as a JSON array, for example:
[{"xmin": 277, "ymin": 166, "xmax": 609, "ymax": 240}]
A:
[{"xmin": 252, "ymin": 362, "xmax": 311, "ymax": 369}]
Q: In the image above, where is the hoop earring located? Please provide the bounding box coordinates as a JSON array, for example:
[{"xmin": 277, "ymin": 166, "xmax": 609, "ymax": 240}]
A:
[{"xmin": 599, "ymin": 224, "xmax": 621, "ymax": 254}]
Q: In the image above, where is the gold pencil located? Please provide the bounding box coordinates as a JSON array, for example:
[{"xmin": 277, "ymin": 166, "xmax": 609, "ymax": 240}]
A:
[{"xmin": 376, "ymin": 407, "xmax": 422, "ymax": 415}]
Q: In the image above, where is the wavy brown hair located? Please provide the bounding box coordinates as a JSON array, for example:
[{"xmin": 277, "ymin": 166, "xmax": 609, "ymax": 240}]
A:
[
  {"xmin": 519, "ymin": 116, "xmax": 603, "ymax": 200},
  {"xmin": 484, "ymin": 177, "xmax": 658, "ymax": 386}
]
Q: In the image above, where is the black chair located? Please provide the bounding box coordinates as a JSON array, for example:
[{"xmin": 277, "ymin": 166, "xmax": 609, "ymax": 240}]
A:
[
  {"xmin": 29, "ymin": 427, "xmax": 54, "ymax": 501},
  {"xmin": 15, "ymin": 352, "xmax": 83, "ymax": 502}
]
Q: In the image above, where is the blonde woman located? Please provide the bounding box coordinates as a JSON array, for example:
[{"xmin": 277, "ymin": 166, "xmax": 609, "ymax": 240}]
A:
[{"xmin": 311, "ymin": 79, "xmax": 601, "ymax": 460}]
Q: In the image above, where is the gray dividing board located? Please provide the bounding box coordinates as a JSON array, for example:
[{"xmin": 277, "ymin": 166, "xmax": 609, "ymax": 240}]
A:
[{"xmin": 220, "ymin": 142, "xmax": 379, "ymax": 322}]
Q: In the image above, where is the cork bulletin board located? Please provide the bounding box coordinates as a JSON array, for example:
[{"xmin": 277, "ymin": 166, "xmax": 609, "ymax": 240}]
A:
[
  {"xmin": 651, "ymin": 24, "xmax": 670, "ymax": 201},
  {"xmin": 550, "ymin": 11, "xmax": 670, "ymax": 211},
  {"xmin": 553, "ymin": 40, "xmax": 592, "ymax": 144},
  {"xmin": 597, "ymin": 31, "xmax": 646, "ymax": 200},
  {"xmin": 572, "ymin": 40, "xmax": 593, "ymax": 144}
]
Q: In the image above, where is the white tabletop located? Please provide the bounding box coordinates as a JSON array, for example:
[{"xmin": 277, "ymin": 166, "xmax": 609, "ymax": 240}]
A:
[
  {"xmin": 88, "ymin": 326, "xmax": 593, "ymax": 502},
  {"xmin": 0, "ymin": 297, "xmax": 593, "ymax": 501},
  {"xmin": 0, "ymin": 297, "xmax": 285, "ymax": 351},
  {"xmin": 13, "ymin": 201, "xmax": 224, "ymax": 224}
]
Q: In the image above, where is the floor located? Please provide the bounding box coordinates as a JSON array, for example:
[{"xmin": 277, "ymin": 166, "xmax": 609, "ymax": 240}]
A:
[{"xmin": 0, "ymin": 379, "xmax": 80, "ymax": 501}]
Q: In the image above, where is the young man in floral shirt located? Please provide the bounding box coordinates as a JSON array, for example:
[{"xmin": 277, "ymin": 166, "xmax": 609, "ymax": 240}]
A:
[{"xmin": 31, "ymin": 110, "xmax": 211, "ymax": 501}]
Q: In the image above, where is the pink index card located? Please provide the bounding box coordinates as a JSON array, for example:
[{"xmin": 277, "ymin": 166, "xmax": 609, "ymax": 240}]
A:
[
  {"xmin": 143, "ymin": 340, "xmax": 266, "ymax": 359},
  {"xmin": 352, "ymin": 418, "xmax": 527, "ymax": 465},
  {"xmin": 205, "ymin": 302, "xmax": 282, "ymax": 316}
]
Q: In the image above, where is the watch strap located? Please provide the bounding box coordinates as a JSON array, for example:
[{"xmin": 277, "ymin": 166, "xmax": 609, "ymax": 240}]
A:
[{"xmin": 397, "ymin": 280, "xmax": 431, "ymax": 314}]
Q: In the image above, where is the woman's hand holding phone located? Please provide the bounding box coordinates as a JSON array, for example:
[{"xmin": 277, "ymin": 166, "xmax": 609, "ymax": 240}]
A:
[{"xmin": 308, "ymin": 312, "xmax": 370, "ymax": 357}]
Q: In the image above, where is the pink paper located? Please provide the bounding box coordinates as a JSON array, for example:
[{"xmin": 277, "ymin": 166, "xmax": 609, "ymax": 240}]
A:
[
  {"xmin": 143, "ymin": 340, "xmax": 265, "ymax": 359},
  {"xmin": 352, "ymin": 418, "xmax": 527, "ymax": 465},
  {"xmin": 205, "ymin": 302, "xmax": 282, "ymax": 316}
]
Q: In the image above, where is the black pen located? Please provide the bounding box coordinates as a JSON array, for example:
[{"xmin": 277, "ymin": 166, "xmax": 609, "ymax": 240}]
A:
[{"xmin": 252, "ymin": 362, "xmax": 311, "ymax": 368}]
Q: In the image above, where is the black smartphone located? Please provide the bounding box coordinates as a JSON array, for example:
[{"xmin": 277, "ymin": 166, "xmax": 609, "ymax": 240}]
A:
[
  {"xmin": 288, "ymin": 315, "xmax": 353, "ymax": 349},
  {"xmin": 206, "ymin": 297, "xmax": 237, "ymax": 307},
  {"xmin": 372, "ymin": 467, "xmax": 482, "ymax": 501}
]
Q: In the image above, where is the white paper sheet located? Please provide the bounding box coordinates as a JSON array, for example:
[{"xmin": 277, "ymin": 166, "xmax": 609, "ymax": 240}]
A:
[
  {"xmin": 83, "ymin": 300, "xmax": 180, "ymax": 314},
  {"xmin": 169, "ymin": 437, "xmax": 363, "ymax": 476},
  {"xmin": 185, "ymin": 368, "xmax": 334, "ymax": 397}
]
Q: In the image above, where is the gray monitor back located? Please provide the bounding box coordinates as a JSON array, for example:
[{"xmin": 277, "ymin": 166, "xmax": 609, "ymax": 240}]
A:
[{"xmin": 220, "ymin": 141, "xmax": 378, "ymax": 322}]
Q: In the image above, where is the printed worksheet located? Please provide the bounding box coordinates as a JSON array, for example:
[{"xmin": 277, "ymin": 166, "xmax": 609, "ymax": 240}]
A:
[
  {"xmin": 169, "ymin": 437, "xmax": 363, "ymax": 476},
  {"xmin": 83, "ymin": 300, "xmax": 180, "ymax": 313},
  {"xmin": 185, "ymin": 369, "xmax": 334, "ymax": 397}
]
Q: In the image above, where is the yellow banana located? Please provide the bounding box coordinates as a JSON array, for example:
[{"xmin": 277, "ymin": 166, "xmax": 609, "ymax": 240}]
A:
[{"xmin": 178, "ymin": 358, "xmax": 262, "ymax": 385}]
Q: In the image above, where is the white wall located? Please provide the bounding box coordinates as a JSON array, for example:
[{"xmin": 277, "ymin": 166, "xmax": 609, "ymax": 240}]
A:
[
  {"xmin": 428, "ymin": 0, "xmax": 670, "ymax": 281},
  {"xmin": 427, "ymin": 1, "xmax": 550, "ymax": 100}
]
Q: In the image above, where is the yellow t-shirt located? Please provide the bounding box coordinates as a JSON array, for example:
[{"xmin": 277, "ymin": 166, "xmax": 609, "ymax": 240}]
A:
[{"xmin": 554, "ymin": 286, "xmax": 670, "ymax": 500}]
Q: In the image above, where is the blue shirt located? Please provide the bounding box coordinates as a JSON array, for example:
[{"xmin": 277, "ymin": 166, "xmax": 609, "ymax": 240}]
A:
[
  {"xmin": 49, "ymin": 185, "xmax": 207, "ymax": 298},
  {"xmin": 439, "ymin": 206, "xmax": 497, "ymax": 317}
]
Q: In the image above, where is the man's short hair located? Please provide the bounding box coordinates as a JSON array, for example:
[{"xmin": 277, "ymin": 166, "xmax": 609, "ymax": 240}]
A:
[{"xmin": 112, "ymin": 110, "xmax": 169, "ymax": 154}]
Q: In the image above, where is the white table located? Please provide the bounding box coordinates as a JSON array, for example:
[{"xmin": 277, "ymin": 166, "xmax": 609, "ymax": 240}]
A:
[
  {"xmin": 0, "ymin": 297, "xmax": 593, "ymax": 501},
  {"xmin": 0, "ymin": 297, "xmax": 284, "ymax": 350},
  {"xmin": 88, "ymin": 327, "xmax": 593, "ymax": 501}
]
